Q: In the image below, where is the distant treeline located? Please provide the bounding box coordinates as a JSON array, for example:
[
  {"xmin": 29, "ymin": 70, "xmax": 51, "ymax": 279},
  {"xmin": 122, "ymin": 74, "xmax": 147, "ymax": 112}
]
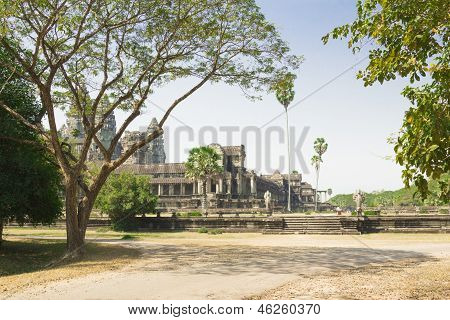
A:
[{"xmin": 330, "ymin": 175, "xmax": 449, "ymax": 208}]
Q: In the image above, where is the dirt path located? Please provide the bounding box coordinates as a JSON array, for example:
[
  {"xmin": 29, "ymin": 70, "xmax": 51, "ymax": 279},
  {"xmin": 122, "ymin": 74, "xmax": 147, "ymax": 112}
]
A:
[{"xmin": 5, "ymin": 234, "xmax": 450, "ymax": 299}]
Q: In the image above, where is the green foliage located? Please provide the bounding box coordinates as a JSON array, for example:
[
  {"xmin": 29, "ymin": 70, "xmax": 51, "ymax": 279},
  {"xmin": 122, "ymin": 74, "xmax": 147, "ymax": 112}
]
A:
[
  {"xmin": 273, "ymin": 72, "xmax": 296, "ymax": 108},
  {"xmin": 176, "ymin": 211, "xmax": 202, "ymax": 218},
  {"xmin": 121, "ymin": 234, "xmax": 137, "ymax": 240},
  {"xmin": 95, "ymin": 172, "xmax": 157, "ymax": 231},
  {"xmin": 185, "ymin": 147, "xmax": 223, "ymax": 181},
  {"xmin": 330, "ymin": 177, "xmax": 449, "ymax": 207},
  {"xmin": 197, "ymin": 227, "xmax": 209, "ymax": 234},
  {"xmin": 314, "ymin": 138, "xmax": 328, "ymax": 157},
  {"xmin": 0, "ymin": 47, "xmax": 62, "ymax": 240},
  {"xmin": 310, "ymin": 155, "xmax": 321, "ymax": 171},
  {"xmin": 311, "ymin": 138, "xmax": 328, "ymax": 169},
  {"xmin": 363, "ymin": 210, "xmax": 380, "ymax": 216},
  {"xmin": 209, "ymin": 229, "xmax": 223, "ymax": 235},
  {"xmin": 0, "ymin": 0, "xmax": 23, "ymax": 35},
  {"xmin": 323, "ymin": 0, "xmax": 449, "ymax": 201},
  {"xmin": 185, "ymin": 146, "xmax": 222, "ymax": 212}
]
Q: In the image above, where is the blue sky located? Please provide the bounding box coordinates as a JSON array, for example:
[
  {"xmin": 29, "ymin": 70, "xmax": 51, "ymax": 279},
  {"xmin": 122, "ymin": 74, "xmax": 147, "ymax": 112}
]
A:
[{"xmin": 54, "ymin": 0, "xmax": 412, "ymax": 195}]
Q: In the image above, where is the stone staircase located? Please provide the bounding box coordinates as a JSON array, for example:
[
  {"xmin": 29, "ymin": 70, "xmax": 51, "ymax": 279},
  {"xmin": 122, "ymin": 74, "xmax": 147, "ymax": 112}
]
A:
[{"xmin": 264, "ymin": 216, "xmax": 360, "ymax": 235}]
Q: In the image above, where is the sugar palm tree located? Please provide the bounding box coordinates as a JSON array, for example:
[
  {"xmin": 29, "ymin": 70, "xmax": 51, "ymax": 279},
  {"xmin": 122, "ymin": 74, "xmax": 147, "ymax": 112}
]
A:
[
  {"xmin": 185, "ymin": 146, "xmax": 222, "ymax": 215},
  {"xmin": 274, "ymin": 72, "xmax": 296, "ymax": 212},
  {"xmin": 311, "ymin": 137, "xmax": 328, "ymax": 212}
]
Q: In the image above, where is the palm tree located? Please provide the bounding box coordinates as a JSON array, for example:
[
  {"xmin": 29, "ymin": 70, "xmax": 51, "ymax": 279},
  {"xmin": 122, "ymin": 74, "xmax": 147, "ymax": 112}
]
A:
[
  {"xmin": 185, "ymin": 146, "xmax": 222, "ymax": 215},
  {"xmin": 274, "ymin": 72, "xmax": 296, "ymax": 212},
  {"xmin": 311, "ymin": 137, "xmax": 328, "ymax": 212}
]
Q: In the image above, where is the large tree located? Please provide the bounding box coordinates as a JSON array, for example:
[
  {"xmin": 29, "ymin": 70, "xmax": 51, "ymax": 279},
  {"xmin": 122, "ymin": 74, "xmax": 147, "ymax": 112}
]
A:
[
  {"xmin": 323, "ymin": 0, "xmax": 449, "ymax": 202},
  {"xmin": 0, "ymin": 47, "xmax": 62, "ymax": 245},
  {"xmin": 0, "ymin": 0, "xmax": 300, "ymax": 255},
  {"xmin": 185, "ymin": 146, "xmax": 222, "ymax": 215}
]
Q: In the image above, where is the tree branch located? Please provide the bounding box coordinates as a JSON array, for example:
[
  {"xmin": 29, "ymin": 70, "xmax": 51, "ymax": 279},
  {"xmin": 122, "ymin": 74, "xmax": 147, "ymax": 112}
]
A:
[{"xmin": 0, "ymin": 100, "xmax": 49, "ymax": 139}]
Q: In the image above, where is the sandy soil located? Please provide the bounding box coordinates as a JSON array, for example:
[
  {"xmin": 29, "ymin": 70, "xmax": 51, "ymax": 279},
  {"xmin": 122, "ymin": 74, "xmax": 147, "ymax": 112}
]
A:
[
  {"xmin": 3, "ymin": 233, "xmax": 450, "ymax": 299},
  {"xmin": 0, "ymin": 242, "xmax": 140, "ymax": 298},
  {"xmin": 251, "ymin": 258, "xmax": 450, "ymax": 300}
]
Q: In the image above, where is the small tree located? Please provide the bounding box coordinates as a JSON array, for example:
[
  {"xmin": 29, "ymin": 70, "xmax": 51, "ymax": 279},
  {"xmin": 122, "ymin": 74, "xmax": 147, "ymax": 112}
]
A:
[
  {"xmin": 311, "ymin": 137, "xmax": 328, "ymax": 212},
  {"xmin": 185, "ymin": 147, "xmax": 222, "ymax": 215},
  {"xmin": 0, "ymin": 47, "xmax": 62, "ymax": 245},
  {"xmin": 95, "ymin": 171, "xmax": 157, "ymax": 231},
  {"xmin": 274, "ymin": 72, "xmax": 296, "ymax": 212}
]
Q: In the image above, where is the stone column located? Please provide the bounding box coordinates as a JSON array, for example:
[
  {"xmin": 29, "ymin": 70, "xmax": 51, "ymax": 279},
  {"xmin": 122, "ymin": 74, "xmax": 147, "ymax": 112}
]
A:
[
  {"xmin": 206, "ymin": 178, "xmax": 211, "ymax": 193},
  {"xmin": 218, "ymin": 178, "xmax": 223, "ymax": 194},
  {"xmin": 198, "ymin": 180, "xmax": 202, "ymax": 194},
  {"xmin": 227, "ymin": 179, "xmax": 231, "ymax": 194},
  {"xmin": 250, "ymin": 176, "xmax": 256, "ymax": 195},
  {"xmin": 181, "ymin": 183, "xmax": 185, "ymax": 195},
  {"xmin": 158, "ymin": 184, "xmax": 162, "ymax": 196},
  {"xmin": 237, "ymin": 176, "xmax": 241, "ymax": 195},
  {"xmin": 169, "ymin": 184, "xmax": 174, "ymax": 196}
]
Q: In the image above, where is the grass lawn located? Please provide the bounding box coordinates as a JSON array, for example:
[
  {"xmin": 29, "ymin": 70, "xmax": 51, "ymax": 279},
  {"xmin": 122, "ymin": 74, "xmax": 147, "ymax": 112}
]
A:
[
  {"xmin": 3, "ymin": 226, "xmax": 263, "ymax": 240},
  {"xmin": 0, "ymin": 238, "xmax": 141, "ymax": 298}
]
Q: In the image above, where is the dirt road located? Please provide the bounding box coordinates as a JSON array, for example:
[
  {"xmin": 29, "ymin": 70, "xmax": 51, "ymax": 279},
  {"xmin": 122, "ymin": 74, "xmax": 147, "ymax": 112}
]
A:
[{"xmin": 5, "ymin": 234, "xmax": 450, "ymax": 299}]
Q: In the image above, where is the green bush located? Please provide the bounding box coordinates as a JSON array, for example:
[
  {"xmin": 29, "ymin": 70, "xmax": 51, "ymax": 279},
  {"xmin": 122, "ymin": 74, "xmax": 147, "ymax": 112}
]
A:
[
  {"xmin": 121, "ymin": 234, "xmax": 137, "ymax": 240},
  {"xmin": 363, "ymin": 210, "xmax": 380, "ymax": 216},
  {"xmin": 176, "ymin": 211, "xmax": 202, "ymax": 218},
  {"xmin": 197, "ymin": 227, "xmax": 208, "ymax": 233},
  {"xmin": 95, "ymin": 172, "xmax": 157, "ymax": 231},
  {"xmin": 438, "ymin": 209, "xmax": 449, "ymax": 215},
  {"xmin": 209, "ymin": 229, "xmax": 223, "ymax": 235}
]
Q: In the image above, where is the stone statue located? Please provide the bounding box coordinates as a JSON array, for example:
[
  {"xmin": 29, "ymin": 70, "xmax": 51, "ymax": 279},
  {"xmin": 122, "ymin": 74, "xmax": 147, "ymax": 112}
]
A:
[
  {"xmin": 353, "ymin": 190, "xmax": 365, "ymax": 216},
  {"xmin": 264, "ymin": 190, "xmax": 272, "ymax": 210}
]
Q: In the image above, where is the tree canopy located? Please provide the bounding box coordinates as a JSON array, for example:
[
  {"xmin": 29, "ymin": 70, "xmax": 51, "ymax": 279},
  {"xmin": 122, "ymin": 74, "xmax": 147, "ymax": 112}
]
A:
[
  {"xmin": 0, "ymin": 0, "xmax": 301, "ymax": 253},
  {"xmin": 0, "ymin": 46, "xmax": 62, "ymax": 245},
  {"xmin": 185, "ymin": 146, "xmax": 222, "ymax": 213},
  {"xmin": 323, "ymin": 0, "xmax": 449, "ymax": 202}
]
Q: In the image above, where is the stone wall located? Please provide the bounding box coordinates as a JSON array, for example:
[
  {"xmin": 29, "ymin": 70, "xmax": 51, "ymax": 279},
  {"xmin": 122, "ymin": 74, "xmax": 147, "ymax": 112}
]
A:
[
  {"xmin": 341, "ymin": 215, "xmax": 450, "ymax": 233},
  {"xmin": 133, "ymin": 217, "xmax": 284, "ymax": 232}
]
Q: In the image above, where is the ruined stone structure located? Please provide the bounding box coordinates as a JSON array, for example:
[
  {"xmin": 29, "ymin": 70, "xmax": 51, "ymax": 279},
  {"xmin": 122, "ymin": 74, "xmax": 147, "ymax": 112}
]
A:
[
  {"xmin": 61, "ymin": 112, "xmax": 328, "ymax": 211},
  {"xmin": 118, "ymin": 143, "xmax": 325, "ymax": 211},
  {"xmin": 60, "ymin": 113, "xmax": 165, "ymax": 164},
  {"xmin": 121, "ymin": 118, "xmax": 166, "ymax": 165}
]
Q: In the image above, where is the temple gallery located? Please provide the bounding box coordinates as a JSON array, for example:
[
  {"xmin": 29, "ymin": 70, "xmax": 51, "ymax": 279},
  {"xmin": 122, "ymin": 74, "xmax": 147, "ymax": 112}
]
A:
[{"xmin": 62, "ymin": 113, "xmax": 330, "ymax": 211}]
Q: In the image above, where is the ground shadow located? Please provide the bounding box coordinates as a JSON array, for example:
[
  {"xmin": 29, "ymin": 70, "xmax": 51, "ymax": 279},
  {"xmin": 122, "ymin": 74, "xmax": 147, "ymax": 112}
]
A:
[
  {"xmin": 0, "ymin": 239, "xmax": 139, "ymax": 277},
  {"xmin": 132, "ymin": 243, "xmax": 431, "ymax": 275}
]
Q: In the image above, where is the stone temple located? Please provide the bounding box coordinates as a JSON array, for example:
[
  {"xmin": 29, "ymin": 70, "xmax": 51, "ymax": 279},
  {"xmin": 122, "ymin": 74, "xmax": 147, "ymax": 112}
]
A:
[
  {"xmin": 61, "ymin": 113, "xmax": 327, "ymax": 211},
  {"xmin": 61, "ymin": 113, "xmax": 165, "ymax": 164}
]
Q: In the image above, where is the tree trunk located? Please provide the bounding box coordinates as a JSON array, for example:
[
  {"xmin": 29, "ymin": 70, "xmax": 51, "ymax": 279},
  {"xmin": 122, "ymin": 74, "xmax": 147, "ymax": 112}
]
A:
[
  {"xmin": 201, "ymin": 180, "xmax": 208, "ymax": 215},
  {"xmin": 64, "ymin": 169, "xmax": 110, "ymax": 256},
  {"xmin": 315, "ymin": 166, "xmax": 320, "ymax": 212},
  {"xmin": 0, "ymin": 219, "xmax": 3, "ymax": 247},
  {"xmin": 65, "ymin": 179, "xmax": 85, "ymax": 257}
]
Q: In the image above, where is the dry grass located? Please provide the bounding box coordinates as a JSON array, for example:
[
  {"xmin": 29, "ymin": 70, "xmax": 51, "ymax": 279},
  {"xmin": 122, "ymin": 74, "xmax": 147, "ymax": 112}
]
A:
[
  {"xmin": 0, "ymin": 239, "xmax": 141, "ymax": 298},
  {"xmin": 3, "ymin": 226, "xmax": 262, "ymax": 240},
  {"xmin": 250, "ymin": 258, "xmax": 450, "ymax": 300}
]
